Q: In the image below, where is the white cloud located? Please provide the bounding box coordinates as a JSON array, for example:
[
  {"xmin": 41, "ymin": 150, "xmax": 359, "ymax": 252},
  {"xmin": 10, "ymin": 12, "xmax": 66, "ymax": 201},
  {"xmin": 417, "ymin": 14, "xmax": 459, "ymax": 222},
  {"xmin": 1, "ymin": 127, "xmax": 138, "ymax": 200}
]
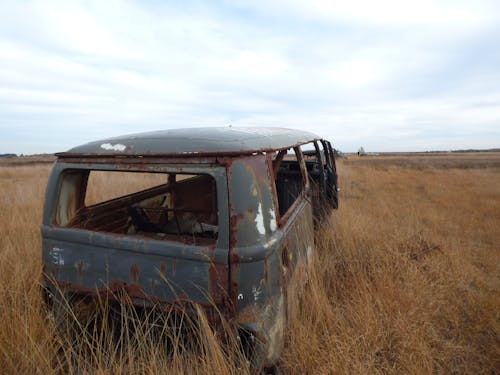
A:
[
  {"xmin": 205, "ymin": 51, "xmax": 289, "ymax": 78},
  {"xmin": 327, "ymin": 59, "xmax": 380, "ymax": 88},
  {"xmin": 244, "ymin": 0, "xmax": 498, "ymax": 29},
  {"xmin": 0, "ymin": 0, "xmax": 499, "ymax": 153}
]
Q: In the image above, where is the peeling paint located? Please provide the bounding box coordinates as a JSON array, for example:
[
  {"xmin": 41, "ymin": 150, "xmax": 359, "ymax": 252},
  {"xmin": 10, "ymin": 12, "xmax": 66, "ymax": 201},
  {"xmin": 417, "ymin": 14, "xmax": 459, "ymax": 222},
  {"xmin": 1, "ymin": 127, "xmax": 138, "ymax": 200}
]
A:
[
  {"xmin": 269, "ymin": 207, "xmax": 277, "ymax": 232},
  {"xmin": 265, "ymin": 294, "xmax": 285, "ymax": 362},
  {"xmin": 100, "ymin": 143, "xmax": 126, "ymax": 151},
  {"xmin": 50, "ymin": 247, "xmax": 65, "ymax": 266},
  {"xmin": 252, "ymin": 285, "xmax": 262, "ymax": 302},
  {"xmin": 256, "ymin": 203, "xmax": 266, "ymax": 236}
]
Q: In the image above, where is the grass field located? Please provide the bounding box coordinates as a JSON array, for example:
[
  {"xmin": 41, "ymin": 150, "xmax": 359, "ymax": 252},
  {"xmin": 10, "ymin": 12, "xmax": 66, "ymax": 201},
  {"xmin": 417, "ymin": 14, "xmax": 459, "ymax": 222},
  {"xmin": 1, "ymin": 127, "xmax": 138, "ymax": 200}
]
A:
[{"xmin": 0, "ymin": 153, "xmax": 498, "ymax": 374}]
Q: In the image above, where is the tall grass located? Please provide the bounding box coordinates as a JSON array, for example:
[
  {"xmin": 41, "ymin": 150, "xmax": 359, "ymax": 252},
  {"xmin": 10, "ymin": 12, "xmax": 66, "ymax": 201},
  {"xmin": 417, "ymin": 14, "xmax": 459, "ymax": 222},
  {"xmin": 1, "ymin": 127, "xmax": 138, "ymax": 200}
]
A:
[
  {"xmin": 283, "ymin": 159, "xmax": 500, "ymax": 374},
  {"xmin": 0, "ymin": 156, "xmax": 499, "ymax": 373}
]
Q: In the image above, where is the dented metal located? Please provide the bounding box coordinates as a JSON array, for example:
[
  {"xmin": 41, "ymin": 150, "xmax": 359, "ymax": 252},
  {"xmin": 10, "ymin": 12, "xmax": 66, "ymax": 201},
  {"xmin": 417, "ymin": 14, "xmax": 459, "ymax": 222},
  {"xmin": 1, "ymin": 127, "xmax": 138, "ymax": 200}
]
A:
[{"xmin": 41, "ymin": 127, "xmax": 338, "ymax": 370}]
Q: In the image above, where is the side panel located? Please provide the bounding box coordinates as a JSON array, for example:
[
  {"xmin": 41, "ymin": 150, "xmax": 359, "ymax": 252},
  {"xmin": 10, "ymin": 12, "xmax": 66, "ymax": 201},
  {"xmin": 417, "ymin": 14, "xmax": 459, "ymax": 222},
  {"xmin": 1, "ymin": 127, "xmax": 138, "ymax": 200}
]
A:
[{"xmin": 227, "ymin": 155, "xmax": 314, "ymax": 367}]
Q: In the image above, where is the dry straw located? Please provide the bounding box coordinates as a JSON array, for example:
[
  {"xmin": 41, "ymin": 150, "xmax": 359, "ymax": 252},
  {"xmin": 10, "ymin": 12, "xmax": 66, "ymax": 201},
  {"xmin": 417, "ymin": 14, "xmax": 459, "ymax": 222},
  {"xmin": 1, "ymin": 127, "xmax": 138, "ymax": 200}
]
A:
[{"xmin": 0, "ymin": 154, "xmax": 498, "ymax": 374}]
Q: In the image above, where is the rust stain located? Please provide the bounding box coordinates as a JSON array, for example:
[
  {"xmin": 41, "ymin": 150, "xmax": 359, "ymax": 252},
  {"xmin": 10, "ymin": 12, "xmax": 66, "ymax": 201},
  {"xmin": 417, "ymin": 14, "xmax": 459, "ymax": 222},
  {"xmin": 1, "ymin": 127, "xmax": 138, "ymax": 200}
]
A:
[
  {"xmin": 171, "ymin": 258, "xmax": 177, "ymax": 276},
  {"xmin": 151, "ymin": 278, "xmax": 156, "ymax": 293},
  {"xmin": 130, "ymin": 264, "xmax": 139, "ymax": 284},
  {"xmin": 229, "ymin": 213, "xmax": 244, "ymax": 248},
  {"xmin": 236, "ymin": 304, "xmax": 260, "ymax": 324},
  {"xmin": 208, "ymin": 262, "xmax": 229, "ymax": 307},
  {"xmin": 159, "ymin": 261, "xmax": 167, "ymax": 275},
  {"xmin": 263, "ymin": 256, "xmax": 269, "ymax": 282},
  {"xmin": 76, "ymin": 259, "xmax": 84, "ymax": 284}
]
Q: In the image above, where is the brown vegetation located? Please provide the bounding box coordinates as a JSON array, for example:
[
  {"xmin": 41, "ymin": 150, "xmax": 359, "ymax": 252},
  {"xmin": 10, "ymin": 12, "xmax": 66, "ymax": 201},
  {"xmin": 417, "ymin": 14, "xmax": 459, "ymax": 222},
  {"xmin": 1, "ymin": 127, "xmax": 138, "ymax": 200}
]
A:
[
  {"xmin": 0, "ymin": 153, "xmax": 498, "ymax": 374},
  {"xmin": 0, "ymin": 155, "xmax": 55, "ymax": 166}
]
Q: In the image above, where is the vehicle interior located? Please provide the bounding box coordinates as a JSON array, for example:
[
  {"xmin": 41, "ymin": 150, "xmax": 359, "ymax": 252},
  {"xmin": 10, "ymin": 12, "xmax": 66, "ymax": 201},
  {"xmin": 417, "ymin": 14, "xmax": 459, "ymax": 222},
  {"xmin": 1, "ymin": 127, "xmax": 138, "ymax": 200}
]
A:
[
  {"xmin": 272, "ymin": 148, "xmax": 305, "ymax": 217},
  {"xmin": 61, "ymin": 171, "xmax": 218, "ymax": 245},
  {"xmin": 272, "ymin": 142, "xmax": 333, "ymax": 219}
]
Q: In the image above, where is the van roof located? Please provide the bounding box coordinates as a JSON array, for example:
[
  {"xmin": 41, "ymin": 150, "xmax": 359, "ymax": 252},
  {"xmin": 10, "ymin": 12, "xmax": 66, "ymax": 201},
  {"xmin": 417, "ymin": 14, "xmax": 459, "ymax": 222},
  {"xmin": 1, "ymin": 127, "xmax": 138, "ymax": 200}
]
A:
[{"xmin": 57, "ymin": 127, "xmax": 321, "ymax": 157}]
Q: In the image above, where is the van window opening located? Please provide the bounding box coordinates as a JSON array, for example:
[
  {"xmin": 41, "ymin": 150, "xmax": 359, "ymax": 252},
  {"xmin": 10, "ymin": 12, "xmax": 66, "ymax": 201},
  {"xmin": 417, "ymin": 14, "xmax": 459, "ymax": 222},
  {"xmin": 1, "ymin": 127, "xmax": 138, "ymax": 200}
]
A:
[
  {"xmin": 301, "ymin": 141, "xmax": 324, "ymax": 165},
  {"xmin": 57, "ymin": 170, "xmax": 218, "ymax": 245},
  {"xmin": 272, "ymin": 148, "xmax": 305, "ymax": 217},
  {"xmin": 300, "ymin": 141, "xmax": 326, "ymax": 180}
]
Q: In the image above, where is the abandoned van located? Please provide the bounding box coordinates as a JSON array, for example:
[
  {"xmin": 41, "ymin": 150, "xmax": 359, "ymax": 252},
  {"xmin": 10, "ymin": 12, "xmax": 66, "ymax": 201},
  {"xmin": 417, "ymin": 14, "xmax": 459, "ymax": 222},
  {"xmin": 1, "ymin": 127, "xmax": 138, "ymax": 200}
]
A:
[{"xmin": 41, "ymin": 127, "xmax": 338, "ymax": 368}]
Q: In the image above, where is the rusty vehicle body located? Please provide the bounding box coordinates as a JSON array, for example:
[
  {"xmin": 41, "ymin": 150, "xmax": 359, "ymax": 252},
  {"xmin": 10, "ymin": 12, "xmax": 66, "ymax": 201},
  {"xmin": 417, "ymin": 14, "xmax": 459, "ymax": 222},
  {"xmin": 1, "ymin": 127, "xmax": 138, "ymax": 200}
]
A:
[{"xmin": 41, "ymin": 127, "xmax": 338, "ymax": 369}]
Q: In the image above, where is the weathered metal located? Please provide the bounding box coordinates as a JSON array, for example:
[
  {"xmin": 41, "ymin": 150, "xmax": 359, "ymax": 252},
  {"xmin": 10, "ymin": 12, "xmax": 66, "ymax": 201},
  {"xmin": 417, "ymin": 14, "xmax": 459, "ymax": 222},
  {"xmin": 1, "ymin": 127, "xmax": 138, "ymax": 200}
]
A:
[
  {"xmin": 56, "ymin": 127, "xmax": 321, "ymax": 157},
  {"xmin": 41, "ymin": 127, "xmax": 338, "ymax": 372}
]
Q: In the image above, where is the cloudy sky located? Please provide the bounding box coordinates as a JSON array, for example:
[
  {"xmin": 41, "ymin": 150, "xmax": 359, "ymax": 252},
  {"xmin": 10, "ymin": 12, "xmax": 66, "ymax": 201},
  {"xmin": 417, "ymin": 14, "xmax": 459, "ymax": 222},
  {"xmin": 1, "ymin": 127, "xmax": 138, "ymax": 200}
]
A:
[{"xmin": 1, "ymin": 0, "xmax": 499, "ymax": 154}]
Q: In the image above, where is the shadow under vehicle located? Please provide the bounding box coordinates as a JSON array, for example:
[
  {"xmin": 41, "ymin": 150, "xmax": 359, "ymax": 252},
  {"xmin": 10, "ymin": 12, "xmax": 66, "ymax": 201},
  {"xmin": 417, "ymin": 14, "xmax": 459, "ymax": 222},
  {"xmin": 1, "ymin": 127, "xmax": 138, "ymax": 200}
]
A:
[{"xmin": 41, "ymin": 127, "xmax": 338, "ymax": 371}]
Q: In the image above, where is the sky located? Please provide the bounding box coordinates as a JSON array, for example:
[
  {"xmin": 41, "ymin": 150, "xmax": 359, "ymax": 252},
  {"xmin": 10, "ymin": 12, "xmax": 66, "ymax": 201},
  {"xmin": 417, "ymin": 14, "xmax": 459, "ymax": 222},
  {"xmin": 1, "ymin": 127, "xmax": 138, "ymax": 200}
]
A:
[{"xmin": 1, "ymin": 0, "xmax": 499, "ymax": 154}]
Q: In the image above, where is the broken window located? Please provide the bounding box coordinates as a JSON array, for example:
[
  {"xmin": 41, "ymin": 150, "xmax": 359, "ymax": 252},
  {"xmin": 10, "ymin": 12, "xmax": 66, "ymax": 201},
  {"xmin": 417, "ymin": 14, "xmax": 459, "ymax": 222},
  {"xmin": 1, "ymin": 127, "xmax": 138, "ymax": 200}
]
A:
[
  {"xmin": 56, "ymin": 170, "xmax": 218, "ymax": 245},
  {"xmin": 84, "ymin": 171, "xmax": 167, "ymax": 206},
  {"xmin": 301, "ymin": 141, "xmax": 323, "ymax": 164},
  {"xmin": 300, "ymin": 142, "xmax": 327, "ymax": 217},
  {"xmin": 300, "ymin": 141, "xmax": 325, "ymax": 174},
  {"xmin": 272, "ymin": 148, "xmax": 305, "ymax": 218}
]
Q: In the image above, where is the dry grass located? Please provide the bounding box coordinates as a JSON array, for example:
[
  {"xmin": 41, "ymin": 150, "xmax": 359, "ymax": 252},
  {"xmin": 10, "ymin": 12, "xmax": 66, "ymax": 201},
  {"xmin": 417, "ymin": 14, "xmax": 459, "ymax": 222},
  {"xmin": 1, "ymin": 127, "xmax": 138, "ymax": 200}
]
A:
[
  {"xmin": 0, "ymin": 154, "xmax": 499, "ymax": 374},
  {"xmin": 84, "ymin": 171, "xmax": 168, "ymax": 206}
]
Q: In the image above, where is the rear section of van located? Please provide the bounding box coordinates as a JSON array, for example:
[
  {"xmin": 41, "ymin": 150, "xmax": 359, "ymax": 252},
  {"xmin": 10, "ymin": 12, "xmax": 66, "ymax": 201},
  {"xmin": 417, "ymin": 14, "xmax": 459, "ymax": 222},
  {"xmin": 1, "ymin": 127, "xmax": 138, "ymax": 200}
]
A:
[{"xmin": 41, "ymin": 159, "xmax": 230, "ymax": 313}]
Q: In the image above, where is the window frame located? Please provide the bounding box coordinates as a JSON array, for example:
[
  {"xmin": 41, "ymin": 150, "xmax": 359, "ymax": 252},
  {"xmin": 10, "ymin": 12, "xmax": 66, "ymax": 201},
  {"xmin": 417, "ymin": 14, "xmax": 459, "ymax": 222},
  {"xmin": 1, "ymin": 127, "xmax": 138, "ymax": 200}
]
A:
[
  {"xmin": 269, "ymin": 146, "xmax": 310, "ymax": 226},
  {"xmin": 53, "ymin": 166, "xmax": 221, "ymax": 246}
]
